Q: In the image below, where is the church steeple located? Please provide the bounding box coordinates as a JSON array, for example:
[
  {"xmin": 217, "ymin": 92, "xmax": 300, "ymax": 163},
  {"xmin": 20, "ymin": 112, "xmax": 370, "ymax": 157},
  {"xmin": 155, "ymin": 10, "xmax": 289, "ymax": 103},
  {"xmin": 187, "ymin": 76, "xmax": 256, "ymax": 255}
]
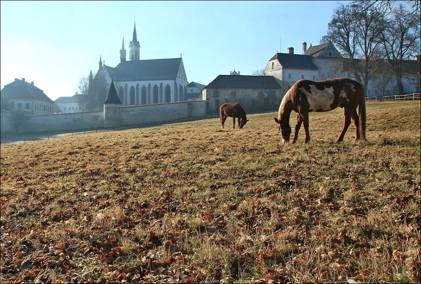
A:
[
  {"xmin": 129, "ymin": 23, "xmax": 140, "ymax": 61},
  {"xmin": 99, "ymin": 56, "xmax": 103, "ymax": 70},
  {"xmin": 120, "ymin": 38, "xmax": 126, "ymax": 63}
]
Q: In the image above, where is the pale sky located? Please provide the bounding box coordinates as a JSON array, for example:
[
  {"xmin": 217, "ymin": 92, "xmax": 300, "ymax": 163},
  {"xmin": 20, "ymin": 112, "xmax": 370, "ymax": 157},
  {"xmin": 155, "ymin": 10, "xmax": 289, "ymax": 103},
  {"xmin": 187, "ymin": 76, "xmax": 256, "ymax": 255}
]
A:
[{"xmin": 1, "ymin": 1, "xmax": 342, "ymax": 100}]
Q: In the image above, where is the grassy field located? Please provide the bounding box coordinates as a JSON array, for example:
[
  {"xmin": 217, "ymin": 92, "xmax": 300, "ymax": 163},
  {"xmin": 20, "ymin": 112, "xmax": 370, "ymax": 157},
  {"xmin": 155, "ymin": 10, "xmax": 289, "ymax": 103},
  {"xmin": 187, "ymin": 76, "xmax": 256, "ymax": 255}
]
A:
[{"xmin": 1, "ymin": 101, "xmax": 420, "ymax": 283}]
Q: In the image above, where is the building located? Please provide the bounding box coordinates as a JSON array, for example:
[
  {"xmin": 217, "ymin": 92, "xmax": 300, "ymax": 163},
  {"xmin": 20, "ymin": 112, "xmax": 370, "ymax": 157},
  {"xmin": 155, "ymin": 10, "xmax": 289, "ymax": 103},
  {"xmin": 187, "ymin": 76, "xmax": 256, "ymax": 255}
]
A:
[
  {"xmin": 0, "ymin": 78, "xmax": 56, "ymax": 114},
  {"xmin": 55, "ymin": 93, "xmax": 88, "ymax": 113},
  {"xmin": 88, "ymin": 24, "xmax": 188, "ymax": 111},
  {"xmin": 202, "ymin": 75, "xmax": 287, "ymax": 113},
  {"xmin": 264, "ymin": 42, "xmax": 419, "ymax": 97},
  {"xmin": 186, "ymin": 82, "xmax": 205, "ymax": 101},
  {"xmin": 264, "ymin": 48, "xmax": 318, "ymax": 84}
]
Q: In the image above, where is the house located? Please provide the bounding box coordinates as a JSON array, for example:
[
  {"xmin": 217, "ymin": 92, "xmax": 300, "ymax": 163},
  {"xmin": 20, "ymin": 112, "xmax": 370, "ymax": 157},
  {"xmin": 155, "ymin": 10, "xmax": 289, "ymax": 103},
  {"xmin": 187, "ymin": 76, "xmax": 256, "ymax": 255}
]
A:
[
  {"xmin": 186, "ymin": 82, "xmax": 205, "ymax": 101},
  {"xmin": 264, "ymin": 47, "xmax": 318, "ymax": 84},
  {"xmin": 202, "ymin": 75, "xmax": 287, "ymax": 114},
  {"xmin": 0, "ymin": 78, "xmax": 56, "ymax": 114},
  {"xmin": 55, "ymin": 93, "xmax": 89, "ymax": 113},
  {"xmin": 265, "ymin": 42, "xmax": 420, "ymax": 97}
]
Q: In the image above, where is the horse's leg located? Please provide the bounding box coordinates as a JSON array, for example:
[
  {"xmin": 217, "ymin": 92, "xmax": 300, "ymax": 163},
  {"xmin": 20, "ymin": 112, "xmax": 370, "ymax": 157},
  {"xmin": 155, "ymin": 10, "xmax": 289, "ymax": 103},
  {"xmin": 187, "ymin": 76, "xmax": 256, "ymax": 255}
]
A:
[
  {"xmin": 336, "ymin": 107, "xmax": 352, "ymax": 143},
  {"xmin": 293, "ymin": 113, "xmax": 302, "ymax": 144},
  {"xmin": 233, "ymin": 117, "xmax": 235, "ymax": 129},
  {"xmin": 302, "ymin": 111, "xmax": 310, "ymax": 143},
  {"xmin": 221, "ymin": 114, "xmax": 227, "ymax": 129},
  {"xmin": 238, "ymin": 116, "xmax": 241, "ymax": 128},
  {"xmin": 352, "ymin": 110, "xmax": 360, "ymax": 140}
]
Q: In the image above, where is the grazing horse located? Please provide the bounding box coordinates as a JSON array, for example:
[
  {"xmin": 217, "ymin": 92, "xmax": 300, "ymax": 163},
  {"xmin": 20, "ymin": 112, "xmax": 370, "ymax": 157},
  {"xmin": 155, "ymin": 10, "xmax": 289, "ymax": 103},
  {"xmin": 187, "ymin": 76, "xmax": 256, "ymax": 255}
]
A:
[
  {"xmin": 274, "ymin": 78, "xmax": 366, "ymax": 143},
  {"xmin": 220, "ymin": 103, "xmax": 249, "ymax": 129}
]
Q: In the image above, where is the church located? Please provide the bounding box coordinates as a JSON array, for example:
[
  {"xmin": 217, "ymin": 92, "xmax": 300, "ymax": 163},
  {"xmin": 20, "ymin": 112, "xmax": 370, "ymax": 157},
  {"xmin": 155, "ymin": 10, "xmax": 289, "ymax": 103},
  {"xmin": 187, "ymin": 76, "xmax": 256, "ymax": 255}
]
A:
[{"xmin": 87, "ymin": 24, "xmax": 188, "ymax": 111}]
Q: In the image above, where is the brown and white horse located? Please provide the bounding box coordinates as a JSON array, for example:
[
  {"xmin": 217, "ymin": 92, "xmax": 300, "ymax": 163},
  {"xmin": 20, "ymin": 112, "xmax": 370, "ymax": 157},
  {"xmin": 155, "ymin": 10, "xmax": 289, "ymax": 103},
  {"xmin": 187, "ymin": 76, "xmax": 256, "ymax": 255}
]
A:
[
  {"xmin": 274, "ymin": 78, "xmax": 366, "ymax": 143},
  {"xmin": 220, "ymin": 103, "xmax": 249, "ymax": 129}
]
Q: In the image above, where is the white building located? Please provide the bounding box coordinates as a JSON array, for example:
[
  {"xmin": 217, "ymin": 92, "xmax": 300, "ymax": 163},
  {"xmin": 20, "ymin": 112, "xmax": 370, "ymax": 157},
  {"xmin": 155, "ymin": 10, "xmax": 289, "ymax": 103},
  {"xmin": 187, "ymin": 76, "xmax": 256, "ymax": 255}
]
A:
[
  {"xmin": 264, "ymin": 47, "xmax": 318, "ymax": 85},
  {"xmin": 55, "ymin": 93, "xmax": 88, "ymax": 113},
  {"xmin": 88, "ymin": 24, "xmax": 188, "ymax": 110},
  {"xmin": 186, "ymin": 82, "xmax": 205, "ymax": 101},
  {"xmin": 0, "ymin": 78, "xmax": 56, "ymax": 114},
  {"xmin": 265, "ymin": 42, "xmax": 420, "ymax": 97}
]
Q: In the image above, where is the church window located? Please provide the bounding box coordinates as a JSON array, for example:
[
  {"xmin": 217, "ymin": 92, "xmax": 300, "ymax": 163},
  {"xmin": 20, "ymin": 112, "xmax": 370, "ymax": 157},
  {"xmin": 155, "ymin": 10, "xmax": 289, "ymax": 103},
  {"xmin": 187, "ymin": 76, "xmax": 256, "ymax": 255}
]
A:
[
  {"xmin": 119, "ymin": 87, "xmax": 124, "ymax": 103},
  {"xmin": 160, "ymin": 83, "xmax": 163, "ymax": 103},
  {"xmin": 141, "ymin": 86, "xmax": 147, "ymax": 104},
  {"xmin": 179, "ymin": 85, "xmax": 183, "ymax": 101},
  {"xmin": 288, "ymin": 73, "xmax": 291, "ymax": 79},
  {"xmin": 313, "ymin": 75, "xmax": 315, "ymax": 80},
  {"xmin": 130, "ymin": 86, "xmax": 135, "ymax": 105},
  {"xmin": 272, "ymin": 62, "xmax": 274, "ymax": 69},
  {"xmin": 153, "ymin": 85, "xmax": 159, "ymax": 104},
  {"xmin": 301, "ymin": 74, "xmax": 304, "ymax": 79},
  {"xmin": 174, "ymin": 83, "xmax": 178, "ymax": 102},
  {"xmin": 136, "ymin": 84, "xmax": 140, "ymax": 104},
  {"xmin": 124, "ymin": 84, "xmax": 128, "ymax": 104},
  {"xmin": 165, "ymin": 85, "xmax": 171, "ymax": 103},
  {"xmin": 25, "ymin": 103, "xmax": 30, "ymax": 110}
]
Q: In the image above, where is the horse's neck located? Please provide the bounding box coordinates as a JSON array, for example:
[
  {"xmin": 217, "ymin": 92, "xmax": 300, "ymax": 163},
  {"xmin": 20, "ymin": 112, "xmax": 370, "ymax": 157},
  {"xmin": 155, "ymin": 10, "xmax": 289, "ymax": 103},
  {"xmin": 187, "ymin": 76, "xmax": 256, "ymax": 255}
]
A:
[{"xmin": 279, "ymin": 101, "xmax": 292, "ymax": 125}]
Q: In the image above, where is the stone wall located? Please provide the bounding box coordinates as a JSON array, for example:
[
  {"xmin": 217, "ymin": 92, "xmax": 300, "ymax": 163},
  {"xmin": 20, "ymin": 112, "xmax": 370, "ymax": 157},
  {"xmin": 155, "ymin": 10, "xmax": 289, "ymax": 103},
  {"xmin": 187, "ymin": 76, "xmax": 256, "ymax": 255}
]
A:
[
  {"xmin": 119, "ymin": 100, "xmax": 207, "ymax": 126},
  {"xmin": 0, "ymin": 110, "xmax": 14, "ymax": 134},
  {"xmin": 24, "ymin": 111, "xmax": 104, "ymax": 133},
  {"xmin": 203, "ymin": 86, "xmax": 289, "ymax": 114}
]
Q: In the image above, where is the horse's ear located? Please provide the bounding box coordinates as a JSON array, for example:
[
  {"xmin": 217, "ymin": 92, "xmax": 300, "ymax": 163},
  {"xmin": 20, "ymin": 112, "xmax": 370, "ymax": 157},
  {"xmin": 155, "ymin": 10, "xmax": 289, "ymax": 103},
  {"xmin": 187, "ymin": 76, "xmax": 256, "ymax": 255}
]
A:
[{"xmin": 274, "ymin": 118, "xmax": 280, "ymax": 124}]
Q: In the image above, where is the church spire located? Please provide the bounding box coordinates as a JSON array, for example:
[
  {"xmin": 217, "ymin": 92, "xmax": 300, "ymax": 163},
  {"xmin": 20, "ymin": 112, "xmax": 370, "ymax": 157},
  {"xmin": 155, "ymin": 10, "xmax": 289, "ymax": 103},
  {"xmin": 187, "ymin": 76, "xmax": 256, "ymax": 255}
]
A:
[
  {"xmin": 120, "ymin": 37, "xmax": 126, "ymax": 63},
  {"xmin": 132, "ymin": 23, "xmax": 138, "ymax": 43},
  {"xmin": 129, "ymin": 22, "xmax": 140, "ymax": 61},
  {"xmin": 99, "ymin": 56, "xmax": 103, "ymax": 69}
]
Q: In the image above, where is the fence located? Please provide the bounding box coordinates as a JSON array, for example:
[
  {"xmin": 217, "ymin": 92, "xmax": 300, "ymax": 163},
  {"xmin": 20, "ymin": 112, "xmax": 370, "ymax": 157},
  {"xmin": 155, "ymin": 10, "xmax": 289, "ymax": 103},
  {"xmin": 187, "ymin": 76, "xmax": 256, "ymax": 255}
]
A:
[{"xmin": 366, "ymin": 93, "xmax": 420, "ymax": 102}]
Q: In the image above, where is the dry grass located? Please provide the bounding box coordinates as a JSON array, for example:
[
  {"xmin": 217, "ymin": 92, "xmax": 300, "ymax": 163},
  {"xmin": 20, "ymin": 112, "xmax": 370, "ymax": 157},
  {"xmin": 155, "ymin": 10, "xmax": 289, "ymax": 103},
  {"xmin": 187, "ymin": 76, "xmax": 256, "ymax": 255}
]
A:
[{"xmin": 1, "ymin": 101, "xmax": 420, "ymax": 283}]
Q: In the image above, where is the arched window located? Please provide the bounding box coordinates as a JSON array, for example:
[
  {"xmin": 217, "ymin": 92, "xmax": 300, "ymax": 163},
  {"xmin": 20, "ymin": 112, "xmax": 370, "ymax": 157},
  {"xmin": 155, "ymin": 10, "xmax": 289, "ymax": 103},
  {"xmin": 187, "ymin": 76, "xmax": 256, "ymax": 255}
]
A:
[
  {"xmin": 124, "ymin": 84, "xmax": 128, "ymax": 104},
  {"xmin": 119, "ymin": 86, "xmax": 124, "ymax": 103},
  {"xmin": 148, "ymin": 83, "xmax": 151, "ymax": 104},
  {"xmin": 130, "ymin": 86, "xmax": 135, "ymax": 105},
  {"xmin": 160, "ymin": 83, "xmax": 163, "ymax": 103},
  {"xmin": 141, "ymin": 86, "xmax": 147, "ymax": 104},
  {"xmin": 174, "ymin": 83, "xmax": 178, "ymax": 102},
  {"xmin": 179, "ymin": 85, "xmax": 183, "ymax": 101},
  {"xmin": 165, "ymin": 84, "xmax": 171, "ymax": 103},
  {"xmin": 136, "ymin": 84, "xmax": 140, "ymax": 104},
  {"xmin": 153, "ymin": 85, "xmax": 159, "ymax": 104},
  {"xmin": 272, "ymin": 62, "xmax": 274, "ymax": 69}
]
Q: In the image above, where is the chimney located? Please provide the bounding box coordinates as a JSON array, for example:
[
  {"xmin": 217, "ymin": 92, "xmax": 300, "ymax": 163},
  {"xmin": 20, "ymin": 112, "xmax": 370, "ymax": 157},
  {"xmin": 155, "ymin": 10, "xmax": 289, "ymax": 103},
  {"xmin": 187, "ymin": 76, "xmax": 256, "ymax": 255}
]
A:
[
  {"xmin": 288, "ymin": 47, "xmax": 294, "ymax": 54},
  {"xmin": 302, "ymin": 42, "xmax": 307, "ymax": 54}
]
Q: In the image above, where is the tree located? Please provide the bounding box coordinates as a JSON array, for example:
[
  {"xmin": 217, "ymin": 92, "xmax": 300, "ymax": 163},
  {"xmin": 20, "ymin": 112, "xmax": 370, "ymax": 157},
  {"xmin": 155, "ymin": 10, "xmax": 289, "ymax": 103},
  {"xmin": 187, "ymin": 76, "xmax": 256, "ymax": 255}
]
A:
[
  {"xmin": 380, "ymin": 4, "xmax": 419, "ymax": 94},
  {"xmin": 77, "ymin": 76, "xmax": 89, "ymax": 95},
  {"xmin": 325, "ymin": 2, "xmax": 386, "ymax": 96}
]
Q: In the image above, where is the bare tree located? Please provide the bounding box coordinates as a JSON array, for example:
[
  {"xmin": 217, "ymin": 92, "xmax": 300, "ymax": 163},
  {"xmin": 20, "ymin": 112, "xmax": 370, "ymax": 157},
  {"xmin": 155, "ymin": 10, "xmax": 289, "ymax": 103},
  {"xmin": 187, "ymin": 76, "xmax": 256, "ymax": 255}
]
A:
[
  {"xmin": 77, "ymin": 76, "xmax": 89, "ymax": 95},
  {"xmin": 381, "ymin": 3, "xmax": 420, "ymax": 94},
  {"xmin": 325, "ymin": 2, "xmax": 386, "ymax": 96}
]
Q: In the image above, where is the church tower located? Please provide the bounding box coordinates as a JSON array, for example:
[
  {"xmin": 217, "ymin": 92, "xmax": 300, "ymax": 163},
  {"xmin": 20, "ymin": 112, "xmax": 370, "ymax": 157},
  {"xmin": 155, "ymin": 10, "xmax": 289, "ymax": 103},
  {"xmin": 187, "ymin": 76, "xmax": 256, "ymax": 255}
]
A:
[
  {"xmin": 129, "ymin": 23, "xmax": 140, "ymax": 61},
  {"xmin": 120, "ymin": 38, "xmax": 126, "ymax": 63}
]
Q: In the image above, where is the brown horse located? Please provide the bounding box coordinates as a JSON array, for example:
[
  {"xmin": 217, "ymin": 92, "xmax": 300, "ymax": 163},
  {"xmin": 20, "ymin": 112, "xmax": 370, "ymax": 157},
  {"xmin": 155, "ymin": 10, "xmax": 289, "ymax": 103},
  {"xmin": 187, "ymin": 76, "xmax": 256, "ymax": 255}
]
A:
[
  {"xmin": 274, "ymin": 78, "xmax": 366, "ymax": 143},
  {"xmin": 220, "ymin": 103, "xmax": 249, "ymax": 129}
]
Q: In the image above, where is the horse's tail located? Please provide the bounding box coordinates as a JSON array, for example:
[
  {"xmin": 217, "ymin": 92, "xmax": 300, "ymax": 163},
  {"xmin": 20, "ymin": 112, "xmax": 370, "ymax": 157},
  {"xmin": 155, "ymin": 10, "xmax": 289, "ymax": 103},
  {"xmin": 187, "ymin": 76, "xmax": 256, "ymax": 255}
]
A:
[{"xmin": 358, "ymin": 84, "xmax": 366, "ymax": 140}]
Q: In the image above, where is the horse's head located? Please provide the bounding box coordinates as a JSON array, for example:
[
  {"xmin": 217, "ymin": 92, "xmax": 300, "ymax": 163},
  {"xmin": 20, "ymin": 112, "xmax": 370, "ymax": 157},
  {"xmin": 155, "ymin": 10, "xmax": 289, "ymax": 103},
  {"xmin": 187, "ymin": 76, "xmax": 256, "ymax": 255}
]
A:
[
  {"xmin": 274, "ymin": 117, "xmax": 291, "ymax": 143},
  {"xmin": 239, "ymin": 118, "xmax": 249, "ymax": 129}
]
